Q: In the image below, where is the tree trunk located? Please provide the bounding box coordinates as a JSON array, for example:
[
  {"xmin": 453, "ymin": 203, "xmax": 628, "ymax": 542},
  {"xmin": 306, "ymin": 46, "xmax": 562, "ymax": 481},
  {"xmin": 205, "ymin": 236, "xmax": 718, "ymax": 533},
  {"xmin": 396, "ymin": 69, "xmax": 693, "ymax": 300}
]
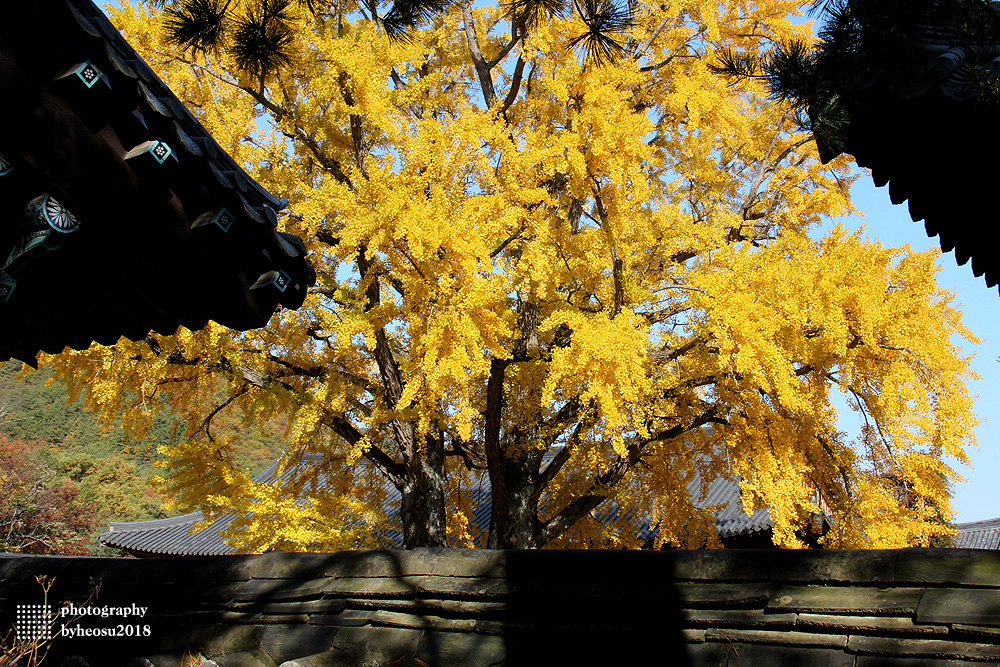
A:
[
  {"xmin": 399, "ymin": 428, "xmax": 447, "ymax": 548},
  {"xmin": 486, "ymin": 444, "xmax": 543, "ymax": 549},
  {"xmin": 484, "ymin": 292, "xmax": 545, "ymax": 549}
]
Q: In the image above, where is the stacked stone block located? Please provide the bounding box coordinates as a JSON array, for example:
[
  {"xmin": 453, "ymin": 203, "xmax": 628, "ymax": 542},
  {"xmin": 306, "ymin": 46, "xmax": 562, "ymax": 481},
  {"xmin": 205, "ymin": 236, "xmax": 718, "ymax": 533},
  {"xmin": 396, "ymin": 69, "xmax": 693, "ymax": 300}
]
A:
[{"xmin": 0, "ymin": 549, "xmax": 998, "ymax": 666}]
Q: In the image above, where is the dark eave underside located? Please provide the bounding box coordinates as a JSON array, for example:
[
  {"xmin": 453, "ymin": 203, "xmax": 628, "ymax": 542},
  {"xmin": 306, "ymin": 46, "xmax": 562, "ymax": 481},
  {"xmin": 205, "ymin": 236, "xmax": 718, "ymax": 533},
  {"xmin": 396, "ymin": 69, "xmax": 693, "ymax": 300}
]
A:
[
  {"xmin": 0, "ymin": 0, "xmax": 315, "ymax": 363},
  {"xmin": 839, "ymin": 90, "xmax": 999, "ymax": 292}
]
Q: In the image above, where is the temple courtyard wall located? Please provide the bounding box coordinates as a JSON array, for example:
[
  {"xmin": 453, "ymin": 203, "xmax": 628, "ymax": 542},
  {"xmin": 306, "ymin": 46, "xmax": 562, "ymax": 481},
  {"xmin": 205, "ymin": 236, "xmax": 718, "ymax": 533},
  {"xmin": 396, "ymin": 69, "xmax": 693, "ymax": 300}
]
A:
[{"xmin": 2, "ymin": 548, "xmax": 1000, "ymax": 666}]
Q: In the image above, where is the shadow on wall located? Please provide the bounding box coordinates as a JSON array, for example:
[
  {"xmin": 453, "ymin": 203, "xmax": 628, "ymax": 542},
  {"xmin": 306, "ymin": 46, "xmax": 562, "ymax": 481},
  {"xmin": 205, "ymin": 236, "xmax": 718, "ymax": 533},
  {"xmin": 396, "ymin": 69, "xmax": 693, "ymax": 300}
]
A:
[
  {"xmin": 4, "ymin": 548, "xmax": 1000, "ymax": 666},
  {"xmin": 0, "ymin": 549, "xmax": 690, "ymax": 667},
  {"xmin": 501, "ymin": 549, "xmax": 689, "ymax": 665}
]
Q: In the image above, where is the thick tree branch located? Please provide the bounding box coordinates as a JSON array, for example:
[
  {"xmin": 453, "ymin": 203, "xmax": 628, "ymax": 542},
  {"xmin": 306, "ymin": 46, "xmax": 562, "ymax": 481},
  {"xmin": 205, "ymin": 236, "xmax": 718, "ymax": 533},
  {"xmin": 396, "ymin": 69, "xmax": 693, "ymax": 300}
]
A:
[
  {"xmin": 592, "ymin": 187, "xmax": 625, "ymax": 318},
  {"xmin": 316, "ymin": 410, "xmax": 404, "ymax": 487},
  {"xmin": 649, "ymin": 337, "xmax": 704, "ymax": 362},
  {"xmin": 498, "ymin": 55, "xmax": 526, "ymax": 118},
  {"xmin": 461, "ymin": 0, "xmax": 498, "ymax": 108},
  {"xmin": 483, "ymin": 357, "xmax": 510, "ymax": 504},
  {"xmin": 633, "ymin": 15, "xmax": 670, "ymax": 59},
  {"xmin": 490, "ymin": 223, "xmax": 527, "ymax": 258},
  {"xmin": 488, "ymin": 28, "xmax": 523, "ymax": 68},
  {"xmin": 536, "ymin": 405, "xmax": 721, "ymax": 546},
  {"xmin": 534, "ymin": 398, "xmax": 595, "ymax": 499},
  {"xmin": 338, "ymin": 71, "xmax": 369, "ymax": 178},
  {"xmin": 357, "ymin": 245, "xmax": 417, "ymax": 465},
  {"xmin": 201, "ymin": 385, "xmax": 249, "ymax": 443}
]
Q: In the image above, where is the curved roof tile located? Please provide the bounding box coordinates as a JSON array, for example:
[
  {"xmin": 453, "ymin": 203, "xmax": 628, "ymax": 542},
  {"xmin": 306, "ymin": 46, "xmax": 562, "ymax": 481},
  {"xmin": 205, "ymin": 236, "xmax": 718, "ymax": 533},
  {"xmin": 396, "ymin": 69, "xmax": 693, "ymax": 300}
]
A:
[{"xmin": 955, "ymin": 517, "xmax": 1000, "ymax": 550}]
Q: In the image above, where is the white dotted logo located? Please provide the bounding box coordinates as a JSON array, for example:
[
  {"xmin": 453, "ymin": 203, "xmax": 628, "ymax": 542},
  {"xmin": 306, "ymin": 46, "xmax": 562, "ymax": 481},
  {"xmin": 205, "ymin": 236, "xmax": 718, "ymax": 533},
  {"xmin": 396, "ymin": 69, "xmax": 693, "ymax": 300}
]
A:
[{"xmin": 15, "ymin": 604, "xmax": 53, "ymax": 641}]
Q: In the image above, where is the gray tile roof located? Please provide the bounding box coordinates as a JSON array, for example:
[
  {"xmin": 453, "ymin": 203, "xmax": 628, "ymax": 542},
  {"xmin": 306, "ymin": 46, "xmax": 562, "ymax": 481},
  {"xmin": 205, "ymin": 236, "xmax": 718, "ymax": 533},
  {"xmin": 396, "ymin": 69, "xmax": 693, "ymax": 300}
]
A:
[
  {"xmin": 695, "ymin": 475, "xmax": 772, "ymax": 539},
  {"xmin": 102, "ymin": 459, "xmax": 285, "ymax": 556},
  {"xmin": 954, "ymin": 517, "xmax": 1000, "ymax": 550},
  {"xmin": 100, "ymin": 452, "xmax": 773, "ymax": 555}
]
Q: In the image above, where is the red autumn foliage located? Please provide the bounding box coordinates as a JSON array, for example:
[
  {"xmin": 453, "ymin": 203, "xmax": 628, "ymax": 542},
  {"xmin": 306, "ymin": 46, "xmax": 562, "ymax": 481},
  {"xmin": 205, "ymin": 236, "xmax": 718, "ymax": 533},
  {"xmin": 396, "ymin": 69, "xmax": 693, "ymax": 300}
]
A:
[{"xmin": 0, "ymin": 434, "xmax": 101, "ymax": 554}]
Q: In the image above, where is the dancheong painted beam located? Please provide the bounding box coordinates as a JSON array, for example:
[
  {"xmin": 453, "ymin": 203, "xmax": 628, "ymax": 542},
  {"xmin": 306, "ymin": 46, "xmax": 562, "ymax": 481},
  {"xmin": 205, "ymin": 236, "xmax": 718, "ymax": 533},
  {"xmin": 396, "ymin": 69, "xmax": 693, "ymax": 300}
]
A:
[{"xmin": 0, "ymin": 0, "xmax": 315, "ymax": 364}]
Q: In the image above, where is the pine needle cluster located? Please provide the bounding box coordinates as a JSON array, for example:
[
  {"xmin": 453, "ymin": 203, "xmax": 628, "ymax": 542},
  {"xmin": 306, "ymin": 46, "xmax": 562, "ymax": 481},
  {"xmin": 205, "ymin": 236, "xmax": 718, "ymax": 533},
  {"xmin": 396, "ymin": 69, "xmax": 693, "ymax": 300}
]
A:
[{"xmin": 152, "ymin": 0, "xmax": 635, "ymax": 66}]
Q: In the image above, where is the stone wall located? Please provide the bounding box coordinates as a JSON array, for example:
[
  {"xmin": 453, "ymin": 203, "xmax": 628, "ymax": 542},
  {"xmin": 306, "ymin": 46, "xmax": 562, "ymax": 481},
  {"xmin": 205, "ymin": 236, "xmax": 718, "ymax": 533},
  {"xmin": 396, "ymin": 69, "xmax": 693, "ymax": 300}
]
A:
[{"xmin": 1, "ymin": 548, "xmax": 999, "ymax": 666}]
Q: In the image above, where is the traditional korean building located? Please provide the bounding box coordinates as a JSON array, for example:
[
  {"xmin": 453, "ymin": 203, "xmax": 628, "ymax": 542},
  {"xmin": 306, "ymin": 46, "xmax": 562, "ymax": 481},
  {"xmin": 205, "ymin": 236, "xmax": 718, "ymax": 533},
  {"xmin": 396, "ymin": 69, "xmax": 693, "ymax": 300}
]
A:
[
  {"xmin": 0, "ymin": 0, "xmax": 314, "ymax": 363},
  {"xmin": 798, "ymin": 0, "xmax": 1000, "ymax": 292},
  {"xmin": 955, "ymin": 517, "xmax": 1000, "ymax": 550},
  {"xmin": 99, "ymin": 452, "xmax": 779, "ymax": 556}
]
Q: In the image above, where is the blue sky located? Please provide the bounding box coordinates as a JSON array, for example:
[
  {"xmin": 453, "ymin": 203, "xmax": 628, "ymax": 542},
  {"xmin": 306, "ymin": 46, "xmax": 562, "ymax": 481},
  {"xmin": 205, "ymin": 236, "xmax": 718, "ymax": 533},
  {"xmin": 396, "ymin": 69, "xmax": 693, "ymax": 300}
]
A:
[{"xmin": 826, "ymin": 174, "xmax": 997, "ymax": 523}]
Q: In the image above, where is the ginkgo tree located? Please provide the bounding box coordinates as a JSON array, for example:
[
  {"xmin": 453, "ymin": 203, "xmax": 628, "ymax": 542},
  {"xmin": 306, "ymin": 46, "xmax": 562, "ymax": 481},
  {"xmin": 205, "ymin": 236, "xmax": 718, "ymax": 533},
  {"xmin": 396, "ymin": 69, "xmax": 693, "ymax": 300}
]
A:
[{"xmin": 43, "ymin": 0, "xmax": 978, "ymax": 550}]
